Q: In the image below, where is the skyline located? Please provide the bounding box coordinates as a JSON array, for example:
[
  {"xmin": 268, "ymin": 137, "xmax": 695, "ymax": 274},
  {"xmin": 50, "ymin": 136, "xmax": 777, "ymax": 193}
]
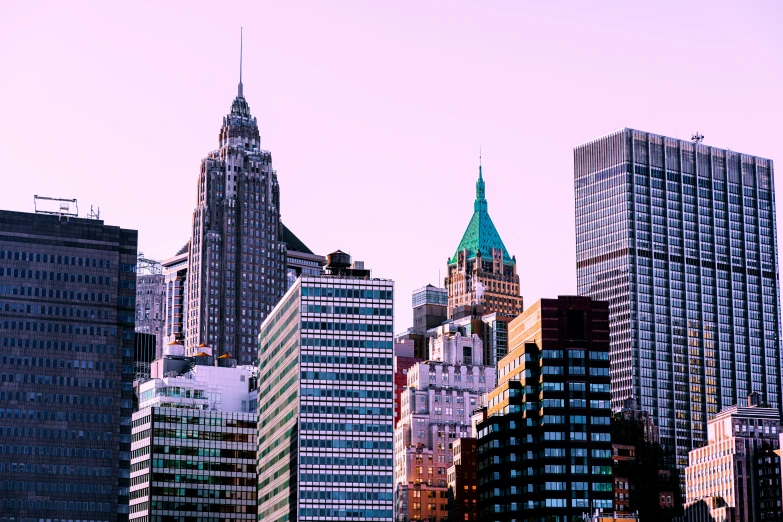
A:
[{"xmin": 2, "ymin": 2, "xmax": 783, "ymax": 331}]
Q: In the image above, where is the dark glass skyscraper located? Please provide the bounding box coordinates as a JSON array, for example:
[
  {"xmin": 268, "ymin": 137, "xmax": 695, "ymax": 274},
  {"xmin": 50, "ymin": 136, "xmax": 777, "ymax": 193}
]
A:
[
  {"xmin": 0, "ymin": 210, "xmax": 137, "ymax": 521},
  {"xmin": 574, "ymin": 128, "xmax": 781, "ymax": 468},
  {"xmin": 476, "ymin": 296, "xmax": 613, "ymax": 521}
]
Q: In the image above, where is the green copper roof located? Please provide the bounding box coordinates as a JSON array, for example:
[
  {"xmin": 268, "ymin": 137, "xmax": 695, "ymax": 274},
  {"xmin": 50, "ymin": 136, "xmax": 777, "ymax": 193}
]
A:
[{"xmin": 449, "ymin": 165, "xmax": 514, "ymax": 265}]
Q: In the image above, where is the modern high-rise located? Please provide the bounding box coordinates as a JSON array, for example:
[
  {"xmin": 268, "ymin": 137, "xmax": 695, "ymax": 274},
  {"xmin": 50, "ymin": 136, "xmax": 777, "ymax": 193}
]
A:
[
  {"xmin": 186, "ymin": 49, "xmax": 286, "ymax": 365},
  {"xmin": 0, "ymin": 210, "xmax": 137, "ymax": 521},
  {"xmin": 161, "ymin": 243, "xmax": 188, "ymax": 347},
  {"xmin": 394, "ymin": 323, "xmax": 495, "ymax": 522},
  {"xmin": 476, "ymin": 296, "xmax": 614, "ymax": 521},
  {"xmin": 257, "ymin": 252, "xmax": 394, "ymax": 522},
  {"xmin": 445, "ymin": 163, "xmax": 523, "ymax": 319},
  {"xmin": 684, "ymin": 394, "xmax": 782, "ymax": 522},
  {"xmin": 129, "ymin": 346, "xmax": 258, "ymax": 522},
  {"xmin": 575, "ymin": 129, "xmax": 782, "ymax": 467}
]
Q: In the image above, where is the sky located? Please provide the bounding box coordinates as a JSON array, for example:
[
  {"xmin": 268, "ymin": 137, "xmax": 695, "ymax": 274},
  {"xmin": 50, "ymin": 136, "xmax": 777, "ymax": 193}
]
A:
[{"xmin": 1, "ymin": 1, "xmax": 782, "ymax": 331}]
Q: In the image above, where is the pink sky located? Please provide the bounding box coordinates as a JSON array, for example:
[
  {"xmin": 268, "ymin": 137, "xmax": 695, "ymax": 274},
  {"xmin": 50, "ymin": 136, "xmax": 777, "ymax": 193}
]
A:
[{"xmin": 1, "ymin": 1, "xmax": 782, "ymax": 331}]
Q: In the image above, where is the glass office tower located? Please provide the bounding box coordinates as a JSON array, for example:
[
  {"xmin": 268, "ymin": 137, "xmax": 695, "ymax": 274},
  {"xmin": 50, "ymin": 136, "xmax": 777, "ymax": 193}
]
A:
[
  {"xmin": 257, "ymin": 252, "xmax": 394, "ymax": 522},
  {"xmin": 0, "ymin": 210, "xmax": 137, "ymax": 521},
  {"xmin": 574, "ymin": 128, "xmax": 781, "ymax": 468}
]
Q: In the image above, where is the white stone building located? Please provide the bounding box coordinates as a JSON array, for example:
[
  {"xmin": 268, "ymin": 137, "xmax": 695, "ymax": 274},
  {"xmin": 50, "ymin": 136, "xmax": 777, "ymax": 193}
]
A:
[{"xmin": 394, "ymin": 323, "xmax": 495, "ymax": 522}]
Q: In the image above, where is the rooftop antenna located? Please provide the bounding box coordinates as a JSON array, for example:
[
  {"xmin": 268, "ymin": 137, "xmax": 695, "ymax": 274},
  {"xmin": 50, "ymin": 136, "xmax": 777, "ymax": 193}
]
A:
[
  {"xmin": 34, "ymin": 195, "xmax": 78, "ymax": 222},
  {"xmin": 87, "ymin": 205, "xmax": 100, "ymax": 220},
  {"xmin": 238, "ymin": 27, "xmax": 244, "ymax": 98},
  {"xmin": 691, "ymin": 132, "xmax": 704, "ymax": 144}
]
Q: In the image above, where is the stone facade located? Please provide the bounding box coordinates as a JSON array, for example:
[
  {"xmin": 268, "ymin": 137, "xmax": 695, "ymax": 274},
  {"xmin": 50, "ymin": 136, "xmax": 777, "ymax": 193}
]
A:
[
  {"xmin": 134, "ymin": 273, "xmax": 164, "ymax": 358},
  {"xmin": 684, "ymin": 397, "xmax": 782, "ymax": 522},
  {"xmin": 394, "ymin": 324, "xmax": 495, "ymax": 522},
  {"xmin": 186, "ymin": 75, "xmax": 286, "ymax": 365},
  {"xmin": 445, "ymin": 164, "xmax": 522, "ymax": 318},
  {"xmin": 161, "ymin": 245, "xmax": 188, "ymax": 347}
]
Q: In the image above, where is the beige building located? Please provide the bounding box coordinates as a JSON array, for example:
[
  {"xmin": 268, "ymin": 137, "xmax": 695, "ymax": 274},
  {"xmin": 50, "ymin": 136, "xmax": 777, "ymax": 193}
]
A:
[
  {"xmin": 684, "ymin": 394, "xmax": 782, "ymax": 522},
  {"xmin": 394, "ymin": 324, "xmax": 495, "ymax": 522}
]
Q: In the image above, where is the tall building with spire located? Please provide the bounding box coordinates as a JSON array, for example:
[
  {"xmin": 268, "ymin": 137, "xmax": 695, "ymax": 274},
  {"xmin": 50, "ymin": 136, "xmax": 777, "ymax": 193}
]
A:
[
  {"xmin": 185, "ymin": 33, "xmax": 286, "ymax": 365},
  {"xmin": 445, "ymin": 162, "xmax": 523, "ymax": 319}
]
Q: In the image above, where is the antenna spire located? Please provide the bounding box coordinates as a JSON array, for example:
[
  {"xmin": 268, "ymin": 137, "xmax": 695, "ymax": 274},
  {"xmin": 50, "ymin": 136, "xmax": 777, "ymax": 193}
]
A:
[
  {"xmin": 478, "ymin": 143, "xmax": 483, "ymax": 180},
  {"xmin": 238, "ymin": 27, "xmax": 244, "ymax": 98},
  {"xmin": 475, "ymin": 144, "xmax": 486, "ymax": 211}
]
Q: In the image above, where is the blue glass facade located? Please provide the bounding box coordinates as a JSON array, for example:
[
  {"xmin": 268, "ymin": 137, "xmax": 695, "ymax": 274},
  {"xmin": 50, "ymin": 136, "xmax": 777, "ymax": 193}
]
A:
[
  {"xmin": 257, "ymin": 275, "xmax": 394, "ymax": 522},
  {"xmin": 575, "ymin": 129, "xmax": 781, "ymax": 468}
]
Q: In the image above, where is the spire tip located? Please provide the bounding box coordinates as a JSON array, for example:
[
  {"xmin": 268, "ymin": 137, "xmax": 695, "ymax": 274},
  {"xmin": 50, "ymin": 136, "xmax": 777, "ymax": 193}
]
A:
[{"xmin": 238, "ymin": 27, "xmax": 244, "ymax": 97}]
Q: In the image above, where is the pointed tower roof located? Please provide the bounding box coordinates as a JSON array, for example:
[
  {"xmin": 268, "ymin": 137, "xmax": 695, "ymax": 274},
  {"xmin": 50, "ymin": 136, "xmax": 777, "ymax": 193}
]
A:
[{"xmin": 449, "ymin": 162, "xmax": 514, "ymax": 265}]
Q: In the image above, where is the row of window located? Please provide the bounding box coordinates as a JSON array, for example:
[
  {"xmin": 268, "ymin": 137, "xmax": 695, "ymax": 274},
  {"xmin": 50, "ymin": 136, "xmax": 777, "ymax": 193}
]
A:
[
  {"xmin": 0, "ymin": 338, "xmax": 117, "ymax": 353},
  {"xmin": 300, "ymin": 371, "xmax": 392, "ymax": 383},
  {"xmin": 301, "ymin": 320, "xmax": 393, "ymax": 333},
  {"xmin": 2, "ymin": 322, "xmax": 116, "ymax": 340},
  {"xmin": 301, "ymin": 387, "xmax": 392, "ymax": 399},
  {"xmin": 305, "ymin": 304, "xmax": 393, "ymax": 316},
  {"xmin": 299, "ymin": 508, "xmax": 392, "ymax": 519},
  {"xmin": 0, "ymin": 286, "xmax": 113, "ymax": 303},
  {"xmin": 300, "ymin": 422, "xmax": 392, "ymax": 434},
  {"xmin": 0, "ymin": 405, "xmax": 113, "ymax": 424},
  {"xmin": 302, "ymin": 286, "xmax": 393, "ymax": 300},
  {"xmin": 300, "ymin": 455, "xmax": 392, "ymax": 467},
  {"xmin": 300, "ymin": 438, "xmax": 392, "ymax": 450},
  {"xmin": 300, "ymin": 405, "xmax": 392, "ymax": 416},
  {"xmin": 0, "ymin": 498, "xmax": 112, "ymax": 513},
  {"xmin": 0, "ymin": 461, "xmax": 112, "ymax": 476},
  {"xmin": 300, "ymin": 354, "xmax": 392, "ymax": 366},
  {"xmin": 0, "ymin": 267, "xmax": 114, "ymax": 285},
  {"xmin": 1, "ymin": 372, "xmax": 116, "ymax": 389},
  {"xmin": 299, "ymin": 473, "xmax": 392, "ymax": 484},
  {"xmin": 0, "ymin": 250, "xmax": 113, "ymax": 268},
  {"xmin": 299, "ymin": 490, "xmax": 392, "ymax": 501},
  {"xmin": 301, "ymin": 338, "xmax": 393, "ymax": 349}
]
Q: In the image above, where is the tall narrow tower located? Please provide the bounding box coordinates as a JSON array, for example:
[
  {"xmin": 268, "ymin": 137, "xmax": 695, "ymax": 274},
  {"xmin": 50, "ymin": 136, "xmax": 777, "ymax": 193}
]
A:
[
  {"xmin": 186, "ymin": 34, "xmax": 286, "ymax": 364},
  {"xmin": 445, "ymin": 162, "xmax": 523, "ymax": 318}
]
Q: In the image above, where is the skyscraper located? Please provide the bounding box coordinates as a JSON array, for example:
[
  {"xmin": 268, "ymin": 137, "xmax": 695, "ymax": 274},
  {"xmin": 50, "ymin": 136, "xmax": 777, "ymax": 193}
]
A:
[
  {"xmin": 0, "ymin": 210, "xmax": 137, "ymax": 521},
  {"xmin": 186, "ymin": 38, "xmax": 286, "ymax": 365},
  {"xmin": 445, "ymin": 162, "xmax": 523, "ymax": 319},
  {"xmin": 257, "ymin": 251, "xmax": 395, "ymax": 521},
  {"xmin": 476, "ymin": 296, "xmax": 614, "ymax": 521},
  {"xmin": 575, "ymin": 128, "xmax": 782, "ymax": 468}
]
